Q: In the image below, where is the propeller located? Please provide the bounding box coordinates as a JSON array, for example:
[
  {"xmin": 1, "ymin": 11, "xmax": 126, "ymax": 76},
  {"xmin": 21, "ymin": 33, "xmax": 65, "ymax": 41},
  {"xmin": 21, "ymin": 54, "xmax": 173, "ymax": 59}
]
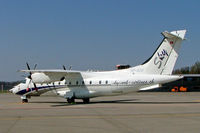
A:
[{"xmin": 26, "ymin": 62, "xmax": 38, "ymax": 91}]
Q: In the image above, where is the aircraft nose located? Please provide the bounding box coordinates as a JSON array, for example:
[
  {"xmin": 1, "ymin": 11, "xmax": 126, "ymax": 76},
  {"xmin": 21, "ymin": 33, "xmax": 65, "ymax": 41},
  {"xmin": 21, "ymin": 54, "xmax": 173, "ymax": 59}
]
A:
[
  {"xmin": 9, "ymin": 86, "xmax": 18, "ymax": 94},
  {"xmin": 9, "ymin": 88, "xmax": 13, "ymax": 93}
]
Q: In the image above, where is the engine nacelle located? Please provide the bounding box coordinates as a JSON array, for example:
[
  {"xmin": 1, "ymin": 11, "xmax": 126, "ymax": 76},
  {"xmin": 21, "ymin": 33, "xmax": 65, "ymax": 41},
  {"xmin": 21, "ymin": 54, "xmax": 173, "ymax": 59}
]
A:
[{"xmin": 31, "ymin": 73, "xmax": 63, "ymax": 83}]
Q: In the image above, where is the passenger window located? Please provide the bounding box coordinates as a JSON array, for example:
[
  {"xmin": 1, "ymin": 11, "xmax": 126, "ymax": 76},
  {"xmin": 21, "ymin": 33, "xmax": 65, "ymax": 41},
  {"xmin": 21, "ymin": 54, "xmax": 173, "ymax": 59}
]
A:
[
  {"xmin": 106, "ymin": 80, "xmax": 108, "ymax": 84},
  {"xmin": 90, "ymin": 81, "xmax": 92, "ymax": 85},
  {"xmin": 99, "ymin": 81, "xmax": 101, "ymax": 84},
  {"xmin": 82, "ymin": 81, "xmax": 85, "ymax": 85},
  {"xmin": 76, "ymin": 81, "xmax": 79, "ymax": 85},
  {"xmin": 69, "ymin": 81, "xmax": 71, "ymax": 85}
]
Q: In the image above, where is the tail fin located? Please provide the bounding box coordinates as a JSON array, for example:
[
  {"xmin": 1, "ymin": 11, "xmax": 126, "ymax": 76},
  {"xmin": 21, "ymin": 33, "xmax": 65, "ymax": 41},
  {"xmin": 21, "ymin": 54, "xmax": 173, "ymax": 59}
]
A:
[{"xmin": 131, "ymin": 30, "xmax": 186, "ymax": 75}]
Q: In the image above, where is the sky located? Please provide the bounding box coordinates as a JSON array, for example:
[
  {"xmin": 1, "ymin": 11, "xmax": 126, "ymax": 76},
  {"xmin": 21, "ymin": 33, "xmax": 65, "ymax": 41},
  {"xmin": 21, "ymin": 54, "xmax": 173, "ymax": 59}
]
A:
[{"xmin": 0, "ymin": 0, "xmax": 200, "ymax": 81}]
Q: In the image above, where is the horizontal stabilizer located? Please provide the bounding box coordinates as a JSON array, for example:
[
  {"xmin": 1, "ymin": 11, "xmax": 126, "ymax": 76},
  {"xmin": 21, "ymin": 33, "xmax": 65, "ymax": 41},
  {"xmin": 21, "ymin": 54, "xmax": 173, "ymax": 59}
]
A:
[{"xmin": 162, "ymin": 30, "xmax": 186, "ymax": 40}]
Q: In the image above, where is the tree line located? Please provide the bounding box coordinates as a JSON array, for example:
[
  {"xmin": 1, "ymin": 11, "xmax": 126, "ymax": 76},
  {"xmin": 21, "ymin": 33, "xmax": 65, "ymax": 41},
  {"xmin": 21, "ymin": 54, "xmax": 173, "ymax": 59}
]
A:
[
  {"xmin": 0, "ymin": 81, "xmax": 22, "ymax": 91},
  {"xmin": 173, "ymin": 61, "xmax": 200, "ymax": 74}
]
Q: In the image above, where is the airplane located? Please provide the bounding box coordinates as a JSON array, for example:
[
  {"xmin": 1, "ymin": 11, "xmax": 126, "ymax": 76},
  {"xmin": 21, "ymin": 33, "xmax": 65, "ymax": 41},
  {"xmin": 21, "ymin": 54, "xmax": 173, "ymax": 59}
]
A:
[{"xmin": 10, "ymin": 29, "xmax": 187, "ymax": 103}]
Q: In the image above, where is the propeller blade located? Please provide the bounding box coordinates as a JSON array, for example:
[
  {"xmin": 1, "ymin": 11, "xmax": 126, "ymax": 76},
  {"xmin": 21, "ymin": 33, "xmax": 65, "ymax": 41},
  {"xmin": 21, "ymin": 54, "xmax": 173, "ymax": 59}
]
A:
[
  {"xmin": 21, "ymin": 75, "xmax": 26, "ymax": 78},
  {"xmin": 26, "ymin": 62, "xmax": 32, "ymax": 79},
  {"xmin": 33, "ymin": 83, "xmax": 38, "ymax": 91},
  {"xmin": 26, "ymin": 62, "xmax": 31, "ymax": 70},
  {"xmin": 33, "ymin": 64, "xmax": 37, "ymax": 70},
  {"xmin": 61, "ymin": 65, "xmax": 66, "ymax": 81},
  {"xmin": 60, "ymin": 77, "xmax": 65, "ymax": 81},
  {"xmin": 63, "ymin": 65, "xmax": 66, "ymax": 70},
  {"xmin": 69, "ymin": 66, "xmax": 72, "ymax": 70}
]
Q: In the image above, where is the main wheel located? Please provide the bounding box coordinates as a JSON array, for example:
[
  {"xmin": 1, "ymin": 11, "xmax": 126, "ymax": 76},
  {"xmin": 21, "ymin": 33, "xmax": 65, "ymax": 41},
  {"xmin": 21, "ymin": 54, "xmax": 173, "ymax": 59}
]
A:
[
  {"xmin": 82, "ymin": 98, "xmax": 90, "ymax": 104},
  {"xmin": 67, "ymin": 98, "xmax": 75, "ymax": 103}
]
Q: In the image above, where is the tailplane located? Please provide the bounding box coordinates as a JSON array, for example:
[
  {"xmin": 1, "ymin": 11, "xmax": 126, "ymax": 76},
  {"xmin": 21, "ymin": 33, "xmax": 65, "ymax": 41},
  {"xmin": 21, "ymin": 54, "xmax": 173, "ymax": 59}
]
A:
[{"xmin": 131, "ymin": 30, "xmax": 186, "ymax": 75}]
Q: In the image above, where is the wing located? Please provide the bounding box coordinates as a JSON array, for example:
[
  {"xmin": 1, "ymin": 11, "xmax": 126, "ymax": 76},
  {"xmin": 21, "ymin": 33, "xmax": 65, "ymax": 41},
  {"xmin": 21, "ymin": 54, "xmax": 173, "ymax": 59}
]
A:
[
  {"xmin": 20, "ymin": 69, "xmax": 82, "ymax": 83},
  {"xmin": 20, "ymin": 69, "xmax": 81, "ymax": 73}
]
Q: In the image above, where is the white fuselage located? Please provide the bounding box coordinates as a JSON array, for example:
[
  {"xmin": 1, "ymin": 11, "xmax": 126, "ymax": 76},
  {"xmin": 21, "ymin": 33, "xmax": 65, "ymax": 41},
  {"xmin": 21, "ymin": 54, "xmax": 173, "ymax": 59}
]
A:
[
  {"xmin": 11, "ymin": 70, "xmax": 182, "ymax": 100},
  {"xmin": 57, "ymin": 70, "xmax": 182, "ymax": 99}
]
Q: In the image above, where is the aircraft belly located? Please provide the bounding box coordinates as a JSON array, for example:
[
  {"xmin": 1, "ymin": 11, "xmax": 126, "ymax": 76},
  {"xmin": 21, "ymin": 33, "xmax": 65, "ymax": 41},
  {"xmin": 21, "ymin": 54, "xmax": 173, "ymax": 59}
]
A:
[{"xmin": 68, "ymin": 84, "xmax": 141, "ymax": 99}]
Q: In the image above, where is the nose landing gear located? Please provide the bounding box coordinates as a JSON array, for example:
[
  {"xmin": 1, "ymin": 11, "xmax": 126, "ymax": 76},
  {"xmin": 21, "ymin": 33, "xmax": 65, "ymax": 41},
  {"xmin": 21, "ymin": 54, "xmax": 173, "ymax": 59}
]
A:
[
  {"xmin": 21, "ymin": 95, "xmax": 30, "ymax": 103},
  {"xmin": 22, "ymin": 99, "xmax": 28, "ymax": 103}
]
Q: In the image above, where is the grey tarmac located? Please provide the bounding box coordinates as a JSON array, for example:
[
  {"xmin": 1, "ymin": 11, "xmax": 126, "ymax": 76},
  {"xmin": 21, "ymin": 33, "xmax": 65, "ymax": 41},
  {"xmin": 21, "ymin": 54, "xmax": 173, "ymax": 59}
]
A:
[{"xmin": 1, "ymin": 92, "xmax": 200, "ymax": 133}]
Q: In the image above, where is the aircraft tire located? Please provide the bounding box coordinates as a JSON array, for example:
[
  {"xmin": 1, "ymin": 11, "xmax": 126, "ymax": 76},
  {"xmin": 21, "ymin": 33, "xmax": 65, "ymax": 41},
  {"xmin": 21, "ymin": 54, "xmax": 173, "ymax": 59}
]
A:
[
  {"xmin": 67, "ymin": 98, "xmax": 75, "ymax": 103},
  {"xmin": 22, "ymin": 99, "xmax": 28, "ymax": 103},
  {"xmin": 82, "ymin": 98, "xmax": 90, "ymax": 104}
]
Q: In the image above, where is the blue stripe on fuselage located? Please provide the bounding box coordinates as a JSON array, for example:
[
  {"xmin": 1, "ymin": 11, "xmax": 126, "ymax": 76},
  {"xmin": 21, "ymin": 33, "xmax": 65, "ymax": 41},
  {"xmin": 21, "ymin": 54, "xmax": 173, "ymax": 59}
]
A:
[{"xmin": 16, "ymin": 85, "xmax": 65, "ymax": 95}]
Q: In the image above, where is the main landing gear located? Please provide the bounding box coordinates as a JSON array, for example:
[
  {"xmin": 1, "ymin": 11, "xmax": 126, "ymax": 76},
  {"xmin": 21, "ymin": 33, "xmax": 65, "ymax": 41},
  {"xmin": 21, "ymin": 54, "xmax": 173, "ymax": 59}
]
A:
[
  {"xmin": 82, "ymin": 98, "xmax": 90, "ymax": 104},
  {"xmin": 67, "ymin": 98, "xmax": 75, "ymax": 103},
  {"xmin": 66, "ymin": 98, "xmax": 90, "ymax": 104}
]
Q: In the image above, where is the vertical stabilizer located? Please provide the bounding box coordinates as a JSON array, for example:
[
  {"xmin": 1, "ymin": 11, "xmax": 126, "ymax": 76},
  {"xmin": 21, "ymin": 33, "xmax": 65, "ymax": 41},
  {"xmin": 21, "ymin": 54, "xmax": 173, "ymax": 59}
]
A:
[{"xmin": 131, "ymin": 30, "xmax": 186, "ymax": 75}]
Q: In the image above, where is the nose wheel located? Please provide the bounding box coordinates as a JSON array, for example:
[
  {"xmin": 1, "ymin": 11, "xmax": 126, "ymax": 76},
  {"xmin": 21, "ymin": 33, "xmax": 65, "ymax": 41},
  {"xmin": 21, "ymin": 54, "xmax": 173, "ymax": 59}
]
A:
[
  {"xmin": 21, "ymin": 95, "xmax": 29, "ymax": 103},
  {"xmin": 22, "ymin": 99, "xmax": 28, "ymax": 103}
]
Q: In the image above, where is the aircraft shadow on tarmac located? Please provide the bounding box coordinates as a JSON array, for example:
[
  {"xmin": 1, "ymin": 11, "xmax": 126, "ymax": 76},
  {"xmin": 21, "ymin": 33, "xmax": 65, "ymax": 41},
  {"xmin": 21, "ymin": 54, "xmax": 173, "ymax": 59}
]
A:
[{"xmin": 30, "ymin": 99, "xmax": 200, "ymax": 107}]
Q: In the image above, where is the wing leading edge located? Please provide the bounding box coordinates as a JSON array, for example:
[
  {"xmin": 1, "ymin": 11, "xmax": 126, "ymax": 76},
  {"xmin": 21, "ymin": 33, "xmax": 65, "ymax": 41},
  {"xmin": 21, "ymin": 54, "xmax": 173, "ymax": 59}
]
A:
[{"xmin": 20, "ymin": 70, "xmax": 82, "ymax": 83}]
